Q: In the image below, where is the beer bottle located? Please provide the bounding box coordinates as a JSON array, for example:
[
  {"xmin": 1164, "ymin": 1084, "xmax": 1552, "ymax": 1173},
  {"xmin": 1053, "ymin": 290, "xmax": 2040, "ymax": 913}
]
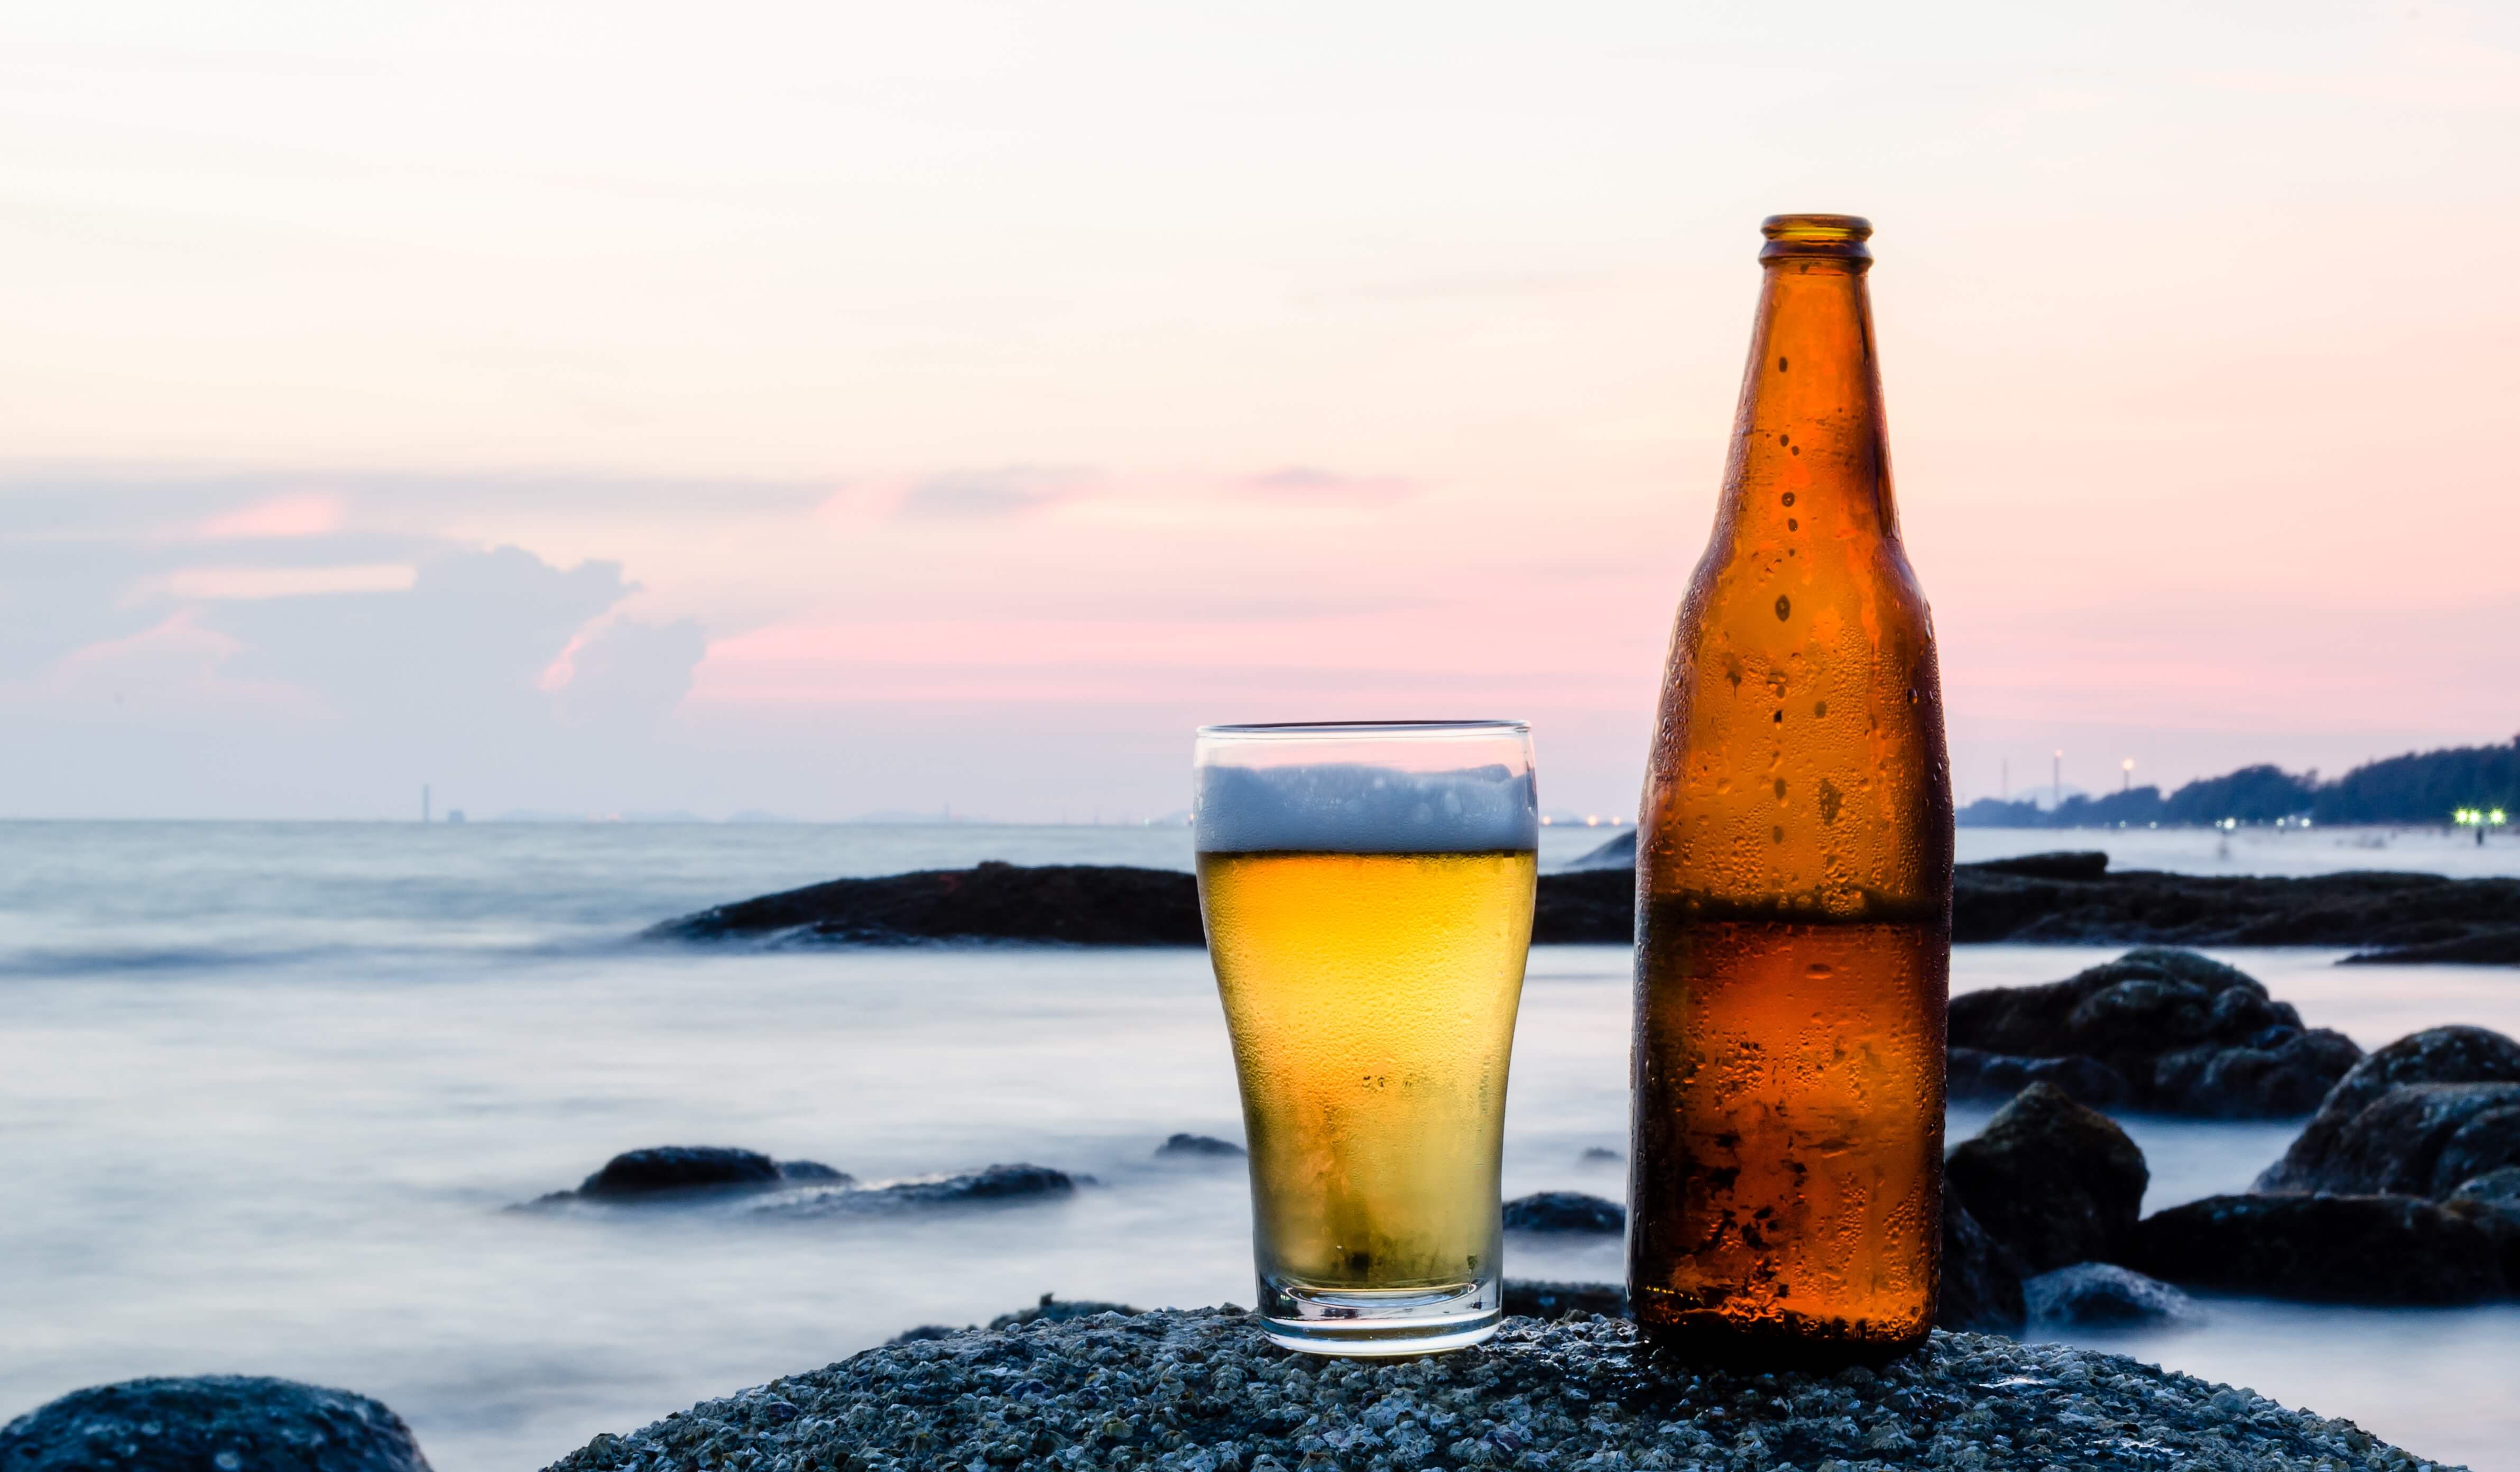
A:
[{"xmin": 1628, "ymin": 214, "xmax": 1953, "ymax": 1365}]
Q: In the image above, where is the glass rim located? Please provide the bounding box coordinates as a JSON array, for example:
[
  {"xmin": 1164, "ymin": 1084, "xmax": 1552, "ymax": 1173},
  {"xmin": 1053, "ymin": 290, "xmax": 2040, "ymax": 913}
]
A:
[{"xmin": 1196, "ymin": 719, "xmax": 1530, "ymax": 741}]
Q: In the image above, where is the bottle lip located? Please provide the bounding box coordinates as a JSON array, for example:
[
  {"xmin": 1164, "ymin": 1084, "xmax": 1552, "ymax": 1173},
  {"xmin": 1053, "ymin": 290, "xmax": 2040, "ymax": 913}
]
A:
[{"xmin": 1760, "ymin": 213, "xmax": 1873, "ymax": 266}]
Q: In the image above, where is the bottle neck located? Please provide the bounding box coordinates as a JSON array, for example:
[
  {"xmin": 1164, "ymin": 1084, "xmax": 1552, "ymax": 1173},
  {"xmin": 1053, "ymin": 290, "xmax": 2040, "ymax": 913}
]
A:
[{"xmin": 1716, "ymin": 259, "xmax": 1898, "ymax": 543}]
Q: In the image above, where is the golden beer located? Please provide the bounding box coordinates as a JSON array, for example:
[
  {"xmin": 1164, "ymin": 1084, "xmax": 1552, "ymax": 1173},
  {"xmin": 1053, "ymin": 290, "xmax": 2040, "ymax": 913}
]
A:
[{"xmin": 1194, "ymin": 721, "xmax": 1538, "ymax": 1355}]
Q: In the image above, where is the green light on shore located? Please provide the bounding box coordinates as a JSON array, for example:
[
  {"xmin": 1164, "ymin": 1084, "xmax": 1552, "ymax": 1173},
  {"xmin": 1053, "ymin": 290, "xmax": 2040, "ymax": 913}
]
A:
[{"xmin": 2451, "ymin": 808, "xmax": 2507, "ymax": 827}]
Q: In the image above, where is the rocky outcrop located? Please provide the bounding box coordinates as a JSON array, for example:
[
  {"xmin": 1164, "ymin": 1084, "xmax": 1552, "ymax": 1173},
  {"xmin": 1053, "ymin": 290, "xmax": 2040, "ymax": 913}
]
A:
[
  {"xmin": 1949, "ymin": 948, "xmax": 2361, "ymax": 1117},
  {"xmin": 2023, "ymin": 1263, "xmax": 2201, "ymax": 1331},
  {"xmin": 542, "ymin": 1310, "xmax": 2455, "ymax": 1472},
  {"xmin": 2254, "ymin": 1026, "xmax": 2520, "ymax": 1193},
  {"xmin": 0, "ymin": 1376, "xmax": 431, "ymax": 1472},
  {"xmin": 1501, "ymin": 1280, "xmax": 1628, "ymax": 1318},
  {"xmin": 645, "ymin": 854, "xmax": 2520, "ymax": 953},
  {"xmin": 751, "ymin": 1163, "xmax": 1079, "ymax": 1216},
  {"xmin": 987, "ymin": 1293, "xmax": 1140, "ymax": 1329},
  {"xmin": 1939, "ymin": 1195, "xmax": 2028, "ymax": 1333},
  {"xmin": 2127, "ymin": 1193, "xmax": 2515, "ymax": 1305},
  {"xmin": 1154, "ymin": 1133, "xmax": 1245, "ymax": 1160},
  {"xmin": 521, "ymin": 1147, "xmax": 849, "ymax": 1207},
  {"xmin": 1945, "ymin": 1082, "xmax": 2149, "ymax": 1273},
  {"xmin": 1501, "ymin": 1191, "xmax": 1624, "ymax": 1234}
]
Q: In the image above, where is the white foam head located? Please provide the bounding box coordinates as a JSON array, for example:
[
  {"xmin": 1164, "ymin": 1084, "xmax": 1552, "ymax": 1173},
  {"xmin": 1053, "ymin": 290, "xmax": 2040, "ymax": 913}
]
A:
[{"xmin": 1194, "ymin": 761, "xmax": 1538, "ymax": 855}]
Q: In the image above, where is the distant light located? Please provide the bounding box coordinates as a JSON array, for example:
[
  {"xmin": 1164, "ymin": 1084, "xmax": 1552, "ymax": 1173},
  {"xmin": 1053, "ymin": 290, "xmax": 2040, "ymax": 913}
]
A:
[{"xmin": 1539, "ymin": 816, "xmax": 1553, "ymax": 826}]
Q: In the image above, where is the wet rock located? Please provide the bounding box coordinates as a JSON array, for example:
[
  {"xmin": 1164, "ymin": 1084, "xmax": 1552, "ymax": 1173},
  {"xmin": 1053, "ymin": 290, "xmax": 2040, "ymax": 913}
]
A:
[
  {"xmin": 2255, "ymin": 1026, "xmax": 2520, "ymax": 1193},
  {"xmin": 536, "ymin": 1146, "xmax": 853, "ymax": 1205},
  {"xmin": 750, "ymin": 1163, "xmax": 1078, "ymax": 1216},
  {"xmin": 543, "ymin": 1310, "xmax": 2454, "ymax": 1472},
  {"xmin": 1970, "ymin": 851, "xmax": 2111, "ymax": 880},
  {"xmin": 2023, "ymin": 1263, "xmax": 2201, "ymax": 1331},
  {"xmin": 1947, "ymin": 1048, "xmax": 2133, "ymax": 1108},
  {"xmin": 986, "ymin": 1293, "xmax": 1139, "ymax": 1329},
  {"xmin": 1501, "ymin": 1191, "xmax": 1624, "ymax": 1234},
  {"xmin": 2128, "ymin": 1193, "xmax": 2512, "ymax": 1304},
  {"xmin": 1948, "ymin": 949, "xmax": 2360, "ymax": 1118},
  {"xmin": 1501, "ymin": 1280, "xmax": 1628, "ymax": 1318},
  {"xmin": 1579, "ymin": 1146, "xmax": 1623, "ymax": 1163},
  {"xmin": 2450, "ymin": 1165, "xmax": 2520, "ymax": 1211},
  {"xmin": 645, "ymin": 861, "xmax": 1206, "ymax": 945},
  {"xmin": 2255, "ymin": 1082, "xmax": 2520, "ymax": 1198},
  {"xmin": 884, "ymin": 1324, "xmax": 968, "ymax": 1345},
  {"xmin": 1937, "ymin": 1195, "xmax": 2027, "ymax": 1333},
  {"xmin": 1945, "ymin": 1081, "xmax": 2148, "ymax": 1273},
  {"xmin": 1153, "ymin": 1133, "xmax": 1245, "ymax": 1159},
  {"xmin": 0, "ymin": 1376, "xmax": 431, "ymax": 1472},
  {"xmin": 2430, "ymin": 1104, "xmax": 2520, "ymax": 1198}
]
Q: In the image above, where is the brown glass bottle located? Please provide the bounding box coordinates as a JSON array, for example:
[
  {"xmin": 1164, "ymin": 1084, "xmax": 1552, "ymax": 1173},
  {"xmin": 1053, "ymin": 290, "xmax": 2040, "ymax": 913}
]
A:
[{"xmin": 1627, "ymin": 214, "xmax": 1953, "ymax": 1366}]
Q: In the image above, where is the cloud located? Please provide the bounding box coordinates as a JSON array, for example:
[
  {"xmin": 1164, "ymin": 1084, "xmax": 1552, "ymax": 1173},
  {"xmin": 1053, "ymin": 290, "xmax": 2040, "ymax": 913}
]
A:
[
  {"xmin": 551, "ymin": 616, "xmax": 709, "ymax": 728},
  {"xmin": 196, "ymin": 494, "xmax": 345, "ymax": 540},
  {"xmin": 1239, "ymin": 467, "xmax": 1416, "ymax": 505},
  {"xmin": 894, "ymin": 466, "xmax": 1086, "ymax": 519}
]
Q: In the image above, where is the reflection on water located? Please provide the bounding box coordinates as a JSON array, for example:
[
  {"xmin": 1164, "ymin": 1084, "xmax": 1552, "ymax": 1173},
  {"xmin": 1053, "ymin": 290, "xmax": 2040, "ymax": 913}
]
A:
[{"xmin": 0, "ymin": 824, "xmax": 2515, "ymax": 1471}]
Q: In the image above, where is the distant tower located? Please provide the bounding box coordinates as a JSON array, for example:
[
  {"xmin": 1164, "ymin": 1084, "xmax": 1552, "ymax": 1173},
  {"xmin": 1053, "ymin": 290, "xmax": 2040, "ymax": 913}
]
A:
[
  {"xmin": 422, "ymin": 784, "xmax": 432, "ymax": 824},
  {"xmin": 2122, "ymin": 758, "xmax": 2135, "ymax": 794}
]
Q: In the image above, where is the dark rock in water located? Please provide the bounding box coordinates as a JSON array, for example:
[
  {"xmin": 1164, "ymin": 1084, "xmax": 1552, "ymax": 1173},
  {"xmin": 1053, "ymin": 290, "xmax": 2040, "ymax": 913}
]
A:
[
  {"xmin": 2023, "ymin": 1263, "xmax": 2201, "ymax": 1330},
  {"xmin": 1502, "ymin": 1191, "xmax": 1624, "ymax": 1234},
  {"xmin": 545, "ymin": 1310, "xmax": 2448, "ymax": 1472},
  {"xmin": 751, "ymin": 1163, "xmax": 1078, "ymax": 1216},
  {"xmin": 1946, "ymin": 1082, "xmax": 2148, "ymax": 1273},
  {"xmin": 1947, "ymin": 1047, "xmax": 2133, "ymax": 1108},
  {"xmin": 2129, "ymin": 1192, "xmax": 2513, "ymax": 1304},
  {"xmin": 1948, "ymin": 948, "xmax": 2360, "ymax": 1117},
  {"xmin": 0, "ymin": 1375, "xmax": 431, "ymax": 1472},
  {"xmin": 1579, "ymin": 1146, "xmax": 1623, "ymax": 1163},
  {"xmin": 2434, "ymin": 1106, "xmax": 2520, "ymax": 1197},
  {"xmin": 1501, "ymin": 1280, "xmax": 1627, "ymax": 1318},
  {"xmin": 1557, "ymin": 829, "xmax": 1636, "ymax": 871},
  {"xmin": 2343, "ymin": 930, "xmax": 2520, "ymax": 965},
  {"xmin": 1971, "ymin": 851, "xmax": 2110, "ymax": 880},
  {"xmin": 1529, "ymin": 867, "xmax": 1633, "ymax": 943},
  {"xmin": 646, "ymin": 861, "xmax": 1205, "ymax": 945},
  {"xmin": 2254, "ymin": 1026, "xmax": 2520, "ymax": 1193},
  {"xmin": 580, "ymin": 1145, "xmax": 783, "ymax": 1197},
  {"xmin": 1947, "ymin": 864, "xmax": 2520, "ymax": 953},
  {"xmin": 1937, "ymin": 1195, "xmax": 2027, "ymax": 1334},
  {"xmin": 2450, "ymin": 1165, "xmax": 2520, "ymax": 1210},
  {"xmin": 987, "ymin": 1293, "xmax": 1140, "ymax": 1330},
  {"xmin": 884, "ymin": 1324, "xmax": 968, "ymax": 1344},
  {"xmin": 1153, "ymin": 1133, "xmax": 1244, "ymax": 1159},
  {"xmin": 776, "ymin": 1160, "xmax": 847, "ymax": 1182}
]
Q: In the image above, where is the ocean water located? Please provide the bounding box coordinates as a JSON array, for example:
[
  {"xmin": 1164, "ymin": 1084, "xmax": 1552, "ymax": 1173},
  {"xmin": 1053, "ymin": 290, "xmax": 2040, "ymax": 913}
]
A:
[{"xmin": 2, "ymin": 822, "xmax": 2516, "ymax": 1471}]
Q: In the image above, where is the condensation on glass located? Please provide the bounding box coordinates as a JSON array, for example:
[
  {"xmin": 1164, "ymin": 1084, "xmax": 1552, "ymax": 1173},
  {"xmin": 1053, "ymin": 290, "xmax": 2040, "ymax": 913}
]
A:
[
  {"xmin": 1195, "ymin": 720, "xmax": 1538, "ymax": 1355},
  {"xmin": 1628, "ymin": 215, "xmax": 1956, "ymax": 1366}
]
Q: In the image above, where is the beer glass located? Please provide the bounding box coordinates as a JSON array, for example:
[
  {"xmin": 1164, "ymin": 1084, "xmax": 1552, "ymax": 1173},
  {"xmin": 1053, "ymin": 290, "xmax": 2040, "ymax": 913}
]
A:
[{"xmin": 1194, "ymin": 720, "xmax": 1538, "ymax": 1355}]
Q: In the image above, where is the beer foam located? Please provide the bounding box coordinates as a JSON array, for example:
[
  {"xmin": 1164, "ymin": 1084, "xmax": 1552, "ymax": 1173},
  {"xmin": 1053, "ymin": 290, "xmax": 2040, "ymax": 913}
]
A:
[{"xmin": 1194, "ymin": 762, "xmax": 1538, "ymax": 855}]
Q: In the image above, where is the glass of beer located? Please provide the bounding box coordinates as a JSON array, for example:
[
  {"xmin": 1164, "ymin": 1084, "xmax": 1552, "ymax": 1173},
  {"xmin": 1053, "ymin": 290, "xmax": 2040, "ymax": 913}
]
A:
[{"xmin": 1194, "ymin": 720, "xmax": 1538, "ymax": 1355}]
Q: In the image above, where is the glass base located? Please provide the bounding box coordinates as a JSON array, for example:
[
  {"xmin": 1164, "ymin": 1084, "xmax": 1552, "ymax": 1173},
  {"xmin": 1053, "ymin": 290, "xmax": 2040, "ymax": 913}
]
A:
[{"xmin": 1258, "ymin": 1278, "xmax": 1501, "ymax": 1357}]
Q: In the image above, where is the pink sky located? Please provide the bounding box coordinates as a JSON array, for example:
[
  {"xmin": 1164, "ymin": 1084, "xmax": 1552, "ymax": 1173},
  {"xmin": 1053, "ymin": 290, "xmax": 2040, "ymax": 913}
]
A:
[{"xmin": 2, "ymin": 3, "xmax": 2515, "ymax": 818}]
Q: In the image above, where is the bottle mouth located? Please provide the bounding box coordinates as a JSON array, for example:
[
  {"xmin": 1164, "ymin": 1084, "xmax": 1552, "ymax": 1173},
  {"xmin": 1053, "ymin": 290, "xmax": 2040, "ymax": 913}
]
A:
[{"xmin": 1760, "ymin": 214, "xmax": 1872, "ymax": 266}]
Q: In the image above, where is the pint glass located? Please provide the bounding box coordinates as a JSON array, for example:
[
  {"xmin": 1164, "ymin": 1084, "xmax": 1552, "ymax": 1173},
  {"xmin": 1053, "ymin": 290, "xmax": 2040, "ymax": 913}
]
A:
[{"xmin": 1194, "ymin": 721, "xmax": 1538, "ymax": 1355}]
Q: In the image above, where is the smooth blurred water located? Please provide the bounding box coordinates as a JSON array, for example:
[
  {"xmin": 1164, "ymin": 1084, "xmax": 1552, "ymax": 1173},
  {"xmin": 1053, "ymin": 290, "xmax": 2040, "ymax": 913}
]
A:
[{"xmin": 1, "ymin": 823, "xmax": 2515, "ymax": 1471}]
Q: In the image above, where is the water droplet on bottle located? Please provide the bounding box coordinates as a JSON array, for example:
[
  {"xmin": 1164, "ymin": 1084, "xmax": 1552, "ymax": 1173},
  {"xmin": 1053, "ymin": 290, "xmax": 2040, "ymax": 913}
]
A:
[
  {"xmin": 1787, "ymin": 519, "xmax": 1798, "ymax": 531},
  {"xmin": 1813, "ymin": 701, "xmax": 1827, "ymax": 717},
  {"xmin": 1778, "ymin": 356, "xmax": 1789, "ymax": 372},
  {"xmin": 1775, "ymin": 595, "xmax": 1791, "ymax": 621},
  {"xmin": 1781, "ymin": 492, "xmax": 1796, "ymax": 507}
]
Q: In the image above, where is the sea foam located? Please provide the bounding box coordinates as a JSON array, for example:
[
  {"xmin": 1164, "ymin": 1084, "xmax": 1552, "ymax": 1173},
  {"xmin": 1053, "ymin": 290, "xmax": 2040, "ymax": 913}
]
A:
[{"xmin": 1194, "ymin": 761, "xmax": 1538, "ymax": 855}]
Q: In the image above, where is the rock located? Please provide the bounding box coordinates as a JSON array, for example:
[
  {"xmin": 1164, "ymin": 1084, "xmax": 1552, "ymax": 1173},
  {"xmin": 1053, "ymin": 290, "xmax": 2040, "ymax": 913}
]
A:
[
  {"xmin": 1579, "ymin": 1146, "xmax": 1623, "ymax": 1163},
  {"xmin": 1937, "ymin": 1195, "xmax": 2027, "ymax": 1334},
  {"xmin": 531, "ymin": 1146, "xmax": 855, "ymax": 1206},
  {"xmin": 1557, "ymin": 829, "xmax": 1636, "ymax": 871},
  {"xmin": 1949, "ymin": 949, "xmax": 2360, "ymax": 1117},
  {"xmin": 1947, "ymin": 1047, "xmax": 2133, "ymax": 1108},
  {"xmin": 0, "ymin": 1376, "xmax": 431, "ymax": 1472},
  {"xmin": 1945, "ymin": 1082, "xmax": 2148, "ymax": 1274},
  {"xmin": 2343, "ymin": 931, "xmax": 2520, "ymax": 965},
  {"xmin": 1500, "ymin": 1280, "xmax": 1628, "ymax": 1318},
  {"xmin": 2449, "ymin": 1165, "xmax": 2520, "ymax": 1210},
  {"xmin": 1501, "ymin": 1191, "xmax": 1624, "ymax": 1234},
  {"xmin": 2433, "ymin": 1106, "xmax": 2520, "ymax": 1197},
  {"xmin": 750, "ymin": 1163, "xmax": 1079, "ymax": 1216},
  {"xmin": 1970, "ymin": 851, "xmax": 2110, "ymax": 880},
  {"xmin": 646, "ymin": 861, "xmax": 1207, "ymax": 945},
  {"xmin": 2128, "ymin": 1193, "xmax": 2513, "ymax": 1304},
  {"xmin": 986, "ymin": 1293, "xmax": 1140, "ymax": 1329},
  {"xmin": 542, "ymin": 1310, "xmax": 2452, "ymax": 1472},
  {"xmin": 776, "ymin": 1159, "xmax": 847, "ymax": 1182},
  {"xmin": 649, "ymin": 857, "xmax": 2520, "ymax": 953},
  {"xmin": 2254, "ymin": 1026, "xmax": 2520, "ymax": 1193},
  {"xmin": 884, "ymin": 1324, "xmax": 968, "ymax": 1344},
  {"xmin": 2023, "ymin": 1263, "xmax": 2201, "ymax": 1330},
  {"xmin": 1153, "ymin": 1133, "xmax": 1245, "ymax": 1159}
]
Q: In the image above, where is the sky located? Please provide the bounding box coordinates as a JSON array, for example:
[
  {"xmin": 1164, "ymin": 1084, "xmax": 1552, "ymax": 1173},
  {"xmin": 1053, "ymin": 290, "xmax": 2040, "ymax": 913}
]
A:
[{"xmin": 3, "ymin": 1, "xmax": 2516, "ymax": 821}]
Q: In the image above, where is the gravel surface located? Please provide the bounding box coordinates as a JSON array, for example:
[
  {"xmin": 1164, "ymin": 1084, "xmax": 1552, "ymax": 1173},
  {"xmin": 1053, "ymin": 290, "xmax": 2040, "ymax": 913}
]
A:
[{"xmin": 542, "ymin": 1309, "xmax": 2457, "ymax": 1472}]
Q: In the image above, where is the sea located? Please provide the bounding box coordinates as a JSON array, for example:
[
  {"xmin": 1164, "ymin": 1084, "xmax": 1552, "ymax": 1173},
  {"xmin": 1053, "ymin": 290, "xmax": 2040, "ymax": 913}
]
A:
[{"xmin": 3, "ymin": 820, "xmax": 2516, "ymax": 1471}]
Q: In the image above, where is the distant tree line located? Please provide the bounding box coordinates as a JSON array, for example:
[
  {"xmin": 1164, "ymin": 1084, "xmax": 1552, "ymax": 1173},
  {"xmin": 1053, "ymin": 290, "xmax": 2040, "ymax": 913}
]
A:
[{"xmin": 1957, "ymin": 737, "xmax": 2520, "ymax": 828}]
